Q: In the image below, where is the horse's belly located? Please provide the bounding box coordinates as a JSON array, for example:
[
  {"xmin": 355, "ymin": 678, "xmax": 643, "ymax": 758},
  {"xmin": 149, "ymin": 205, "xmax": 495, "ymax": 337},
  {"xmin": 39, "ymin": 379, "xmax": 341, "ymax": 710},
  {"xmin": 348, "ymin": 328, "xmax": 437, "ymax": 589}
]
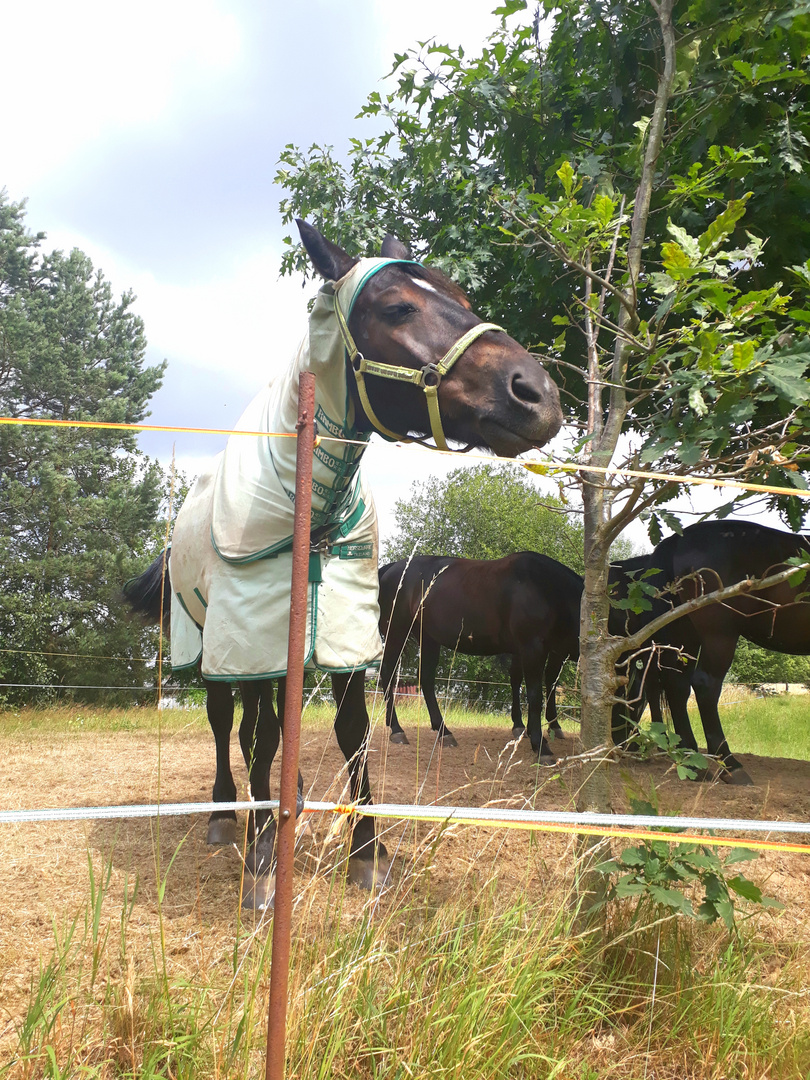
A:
[
  {"xmin": 688, "ymin": 585, "xmax": 810, "ymax": 657},
  {"xmin": 742, "ymin": 617, "xmax": 810, "ymax": 655},
  {"xmin": 428, "ymin": 616, "xmax": 504, "ymax": 656}
]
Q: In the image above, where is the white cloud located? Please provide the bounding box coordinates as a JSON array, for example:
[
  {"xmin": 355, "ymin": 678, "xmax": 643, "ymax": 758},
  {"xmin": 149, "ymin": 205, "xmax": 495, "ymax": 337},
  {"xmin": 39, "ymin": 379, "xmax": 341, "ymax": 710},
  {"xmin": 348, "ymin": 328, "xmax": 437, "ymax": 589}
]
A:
[
  {"xmin": 2, "ymin": 0, "xmax": 241, "ymax": 191},
  {"xmin": 370, "ymin": 0, "xmax": 521, "ymax": 69},
  {"xmin": 42, "ymin": 225, "xmax": 313, "ymax": 389}
]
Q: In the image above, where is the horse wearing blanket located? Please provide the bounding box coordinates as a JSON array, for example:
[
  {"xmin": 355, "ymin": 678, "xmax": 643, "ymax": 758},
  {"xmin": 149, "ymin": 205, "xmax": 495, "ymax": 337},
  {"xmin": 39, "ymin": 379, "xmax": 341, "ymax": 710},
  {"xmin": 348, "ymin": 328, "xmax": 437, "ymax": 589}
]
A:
[{"xmin": 126, "ymin": 222, "xmax": 563, "ymax": 908}]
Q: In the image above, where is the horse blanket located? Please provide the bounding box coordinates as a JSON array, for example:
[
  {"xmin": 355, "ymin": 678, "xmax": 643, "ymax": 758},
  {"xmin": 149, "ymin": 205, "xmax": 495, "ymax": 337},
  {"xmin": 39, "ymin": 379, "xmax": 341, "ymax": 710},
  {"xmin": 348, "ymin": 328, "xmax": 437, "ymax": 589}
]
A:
[{"xmin": 168, "ymin": 259, "xmax": 399, "ymax": 680}]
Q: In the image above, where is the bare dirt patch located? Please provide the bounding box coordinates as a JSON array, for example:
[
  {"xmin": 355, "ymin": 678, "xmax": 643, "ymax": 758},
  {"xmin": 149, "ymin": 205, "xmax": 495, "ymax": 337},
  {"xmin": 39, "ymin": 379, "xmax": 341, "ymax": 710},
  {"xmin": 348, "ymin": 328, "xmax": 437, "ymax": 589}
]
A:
[{"xmin": 2, "ymin": 718, "xmax": 810, "ymax": 1053}]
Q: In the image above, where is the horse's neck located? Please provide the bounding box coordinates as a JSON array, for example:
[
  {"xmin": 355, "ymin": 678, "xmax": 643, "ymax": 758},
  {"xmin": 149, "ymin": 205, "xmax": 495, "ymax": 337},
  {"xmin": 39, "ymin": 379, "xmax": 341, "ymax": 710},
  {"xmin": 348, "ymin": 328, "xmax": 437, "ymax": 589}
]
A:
[{"xmin": 268, "ymin": 331, "xmax": 370, "ymax": 530}]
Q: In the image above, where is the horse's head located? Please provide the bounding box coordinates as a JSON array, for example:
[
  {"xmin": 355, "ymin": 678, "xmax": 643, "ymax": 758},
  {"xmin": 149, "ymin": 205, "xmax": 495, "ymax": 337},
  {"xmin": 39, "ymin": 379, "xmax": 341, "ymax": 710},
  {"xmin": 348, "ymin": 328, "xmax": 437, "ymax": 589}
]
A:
[{"xmin": 297, "ymin": 221, "xmax": 563, "ymax": 456}]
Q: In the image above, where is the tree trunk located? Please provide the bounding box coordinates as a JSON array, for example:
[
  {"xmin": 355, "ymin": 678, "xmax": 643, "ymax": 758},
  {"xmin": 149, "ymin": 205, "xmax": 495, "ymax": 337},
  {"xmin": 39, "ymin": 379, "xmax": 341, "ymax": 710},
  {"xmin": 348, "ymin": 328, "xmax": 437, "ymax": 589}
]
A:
[
  {"xmin": 574, "ymin": 474, "xmax": 616, "ymax": 920},
  {"xmin": 574, "ymin": 0, "xmax": 677, "ymax": 922}
]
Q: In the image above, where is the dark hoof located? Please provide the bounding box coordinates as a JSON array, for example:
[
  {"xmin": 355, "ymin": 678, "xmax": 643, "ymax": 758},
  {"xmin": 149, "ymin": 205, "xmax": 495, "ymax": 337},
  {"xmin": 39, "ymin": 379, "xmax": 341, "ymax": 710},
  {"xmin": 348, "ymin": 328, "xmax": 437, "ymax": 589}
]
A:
[
  {"xmin": 439, "ymin": 732, "xmax": 458, "ymax": 748},
  {"xmin": 206, "ymin": 817, "xmax": 237, "ymax": 846},
  {"xmin": 511, "ymin": 726, "xmax": 527, "ymax": 740},
  {"xmin": 348, "ymin": 854, "xmax": 392, "ymax": 891},
  {"xmin": 537, "ymin": 753, "xmax": 556, "ymax": 766},
  {"xmin": 389, "ymin": 731, "xmax": 409, "ymax": 745},
  {"xmin": 684, "ymin": 767, "xmax": 715, "ymax": 783},
  {"xmin": 242, "ymin": 872, "xmax": 275, "ymax": 911},
  {"xmin": 548, "ymin": 724, "xmax": 564, "ymax": 740},
  {"xmin": 721, "ymin": 767, "xmax": 754, "ymax": 787}
]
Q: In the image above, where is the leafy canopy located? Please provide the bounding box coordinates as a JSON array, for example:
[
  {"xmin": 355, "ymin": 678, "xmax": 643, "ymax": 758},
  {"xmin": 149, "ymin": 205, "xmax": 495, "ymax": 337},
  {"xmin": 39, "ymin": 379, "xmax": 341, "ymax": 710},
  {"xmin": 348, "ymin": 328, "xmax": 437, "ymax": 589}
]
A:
[
  {"xmin": 383, "ymin": 463, "xmax": 595, "ymax": 570},
  {"xmin": 276, "ymin": 0, "xmax": 810, "ymax": 525}
]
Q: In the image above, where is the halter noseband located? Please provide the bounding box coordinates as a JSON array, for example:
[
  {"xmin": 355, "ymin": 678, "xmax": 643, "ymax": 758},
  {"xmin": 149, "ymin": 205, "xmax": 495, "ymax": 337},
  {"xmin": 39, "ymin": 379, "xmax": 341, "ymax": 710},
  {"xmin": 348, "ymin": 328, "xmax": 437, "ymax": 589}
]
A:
[{"xmin": 333, "ymin": 262, "xmax": 505, "ymax": 452}]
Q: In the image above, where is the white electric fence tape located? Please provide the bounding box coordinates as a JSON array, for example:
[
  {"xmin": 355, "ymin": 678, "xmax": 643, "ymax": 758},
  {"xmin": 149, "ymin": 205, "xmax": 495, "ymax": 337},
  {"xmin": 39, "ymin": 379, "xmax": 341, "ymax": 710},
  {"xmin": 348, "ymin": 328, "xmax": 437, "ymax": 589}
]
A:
[{"xmin": 1, "ymin": 799, "xmax": 808, "ymax": 836}]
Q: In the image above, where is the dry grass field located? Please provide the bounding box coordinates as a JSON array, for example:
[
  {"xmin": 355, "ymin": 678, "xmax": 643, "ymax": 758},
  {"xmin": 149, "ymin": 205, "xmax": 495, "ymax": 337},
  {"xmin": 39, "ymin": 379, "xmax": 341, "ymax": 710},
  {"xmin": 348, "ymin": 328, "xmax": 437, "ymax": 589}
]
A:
[{"xmin": 1, "ymin": 698, "xmax": 809, "ymax": 1078}]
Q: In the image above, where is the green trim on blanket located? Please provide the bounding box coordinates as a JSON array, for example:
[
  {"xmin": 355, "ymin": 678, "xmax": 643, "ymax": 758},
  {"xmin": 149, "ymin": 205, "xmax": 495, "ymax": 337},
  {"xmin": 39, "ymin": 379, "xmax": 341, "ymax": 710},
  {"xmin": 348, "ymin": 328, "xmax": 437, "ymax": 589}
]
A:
[
  {"xmin": 175, "ymin": 590, "xmax": 204, "ymax": 631},
  {"xmin": 210, "ymin": 525, "xmax": 296, "ymax": 565},
  {"xmin": 310, "ymin": 662, "xmax": 380, "ymax": 674},
  {"xmin": 210, "ymin": 483, "xmax": 365, "ymax": 567},
  {"xmin": 193, "ymin": 587, "xmax": 208, "ymax": 608},
  {"xmin": 201, "ymin": 580, "xmax": 319, "ymax": 681},
  {"xmin": 170, "ymin": 655, "xmax": 202, "ymax": 673},
  {"xmin": 209, "ymin": 494, "xmax": 366, "ymax": 572}
]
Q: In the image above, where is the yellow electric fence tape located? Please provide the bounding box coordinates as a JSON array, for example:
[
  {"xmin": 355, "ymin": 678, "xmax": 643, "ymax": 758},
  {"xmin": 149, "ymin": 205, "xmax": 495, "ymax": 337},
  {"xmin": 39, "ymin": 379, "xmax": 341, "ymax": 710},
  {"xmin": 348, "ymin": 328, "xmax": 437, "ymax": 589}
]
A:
[
  {"xmin": 2, "ymin": 414, "xmax": 808, "ymax": 500},
  {"xmin": 324, "ymin": 803, "xmax": 810, "ymax": 856}
]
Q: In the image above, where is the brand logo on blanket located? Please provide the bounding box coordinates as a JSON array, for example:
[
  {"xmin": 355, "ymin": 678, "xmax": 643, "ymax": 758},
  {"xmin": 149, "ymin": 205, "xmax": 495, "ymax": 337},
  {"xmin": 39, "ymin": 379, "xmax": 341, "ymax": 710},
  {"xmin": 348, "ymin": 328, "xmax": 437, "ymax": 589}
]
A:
[
  {"xmin": 331, "ymin": 542, "xmax": 374, "ymax": 560},
  {"xmin": 314, "ymin": 443, "xmax": 354, "ymax": 477},
  {"xmin": 315, "ymin": 404, "xmax": 349, "ymax": 439}
]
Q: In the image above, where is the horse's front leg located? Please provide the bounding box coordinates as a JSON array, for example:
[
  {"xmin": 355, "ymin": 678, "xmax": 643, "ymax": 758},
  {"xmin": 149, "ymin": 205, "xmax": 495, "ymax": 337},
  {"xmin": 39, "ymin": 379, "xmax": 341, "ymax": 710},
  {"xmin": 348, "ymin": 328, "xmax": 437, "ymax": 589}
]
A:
[
  {"xmin": 238, "ymin": 679, "xmax": 280, "ymax": 909},
  {"xmin": 331, "ymin": 671, "xmax": 390, "ymax": 890},
  {"xmin": 204, "ymin": 678, "xmax": 238, "ymax": 846},
  {"xmin": 611, "ymin": 653, "xmax": 648, "ymax": 752},
  {"xmin": 509, "ymin": 657, "xmax": 526, "ymax": 739},
  {"xmin": 276, "ymin": 676, "xmax": 305, "ymax": 817},
  {"xmin": 418, "ymin": 638, "xmax": 457, "ymax": 746}
]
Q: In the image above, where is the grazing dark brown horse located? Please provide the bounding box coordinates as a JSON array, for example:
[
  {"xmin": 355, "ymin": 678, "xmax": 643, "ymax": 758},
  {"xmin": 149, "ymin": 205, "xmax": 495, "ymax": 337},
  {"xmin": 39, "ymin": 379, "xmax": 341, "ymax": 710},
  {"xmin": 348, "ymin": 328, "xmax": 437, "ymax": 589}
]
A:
[
  {"xmin": 125, "ymin": 222, "xmax": 563, "ymax": 907},
  {"xmin": 377, "ymin": 553, "xmax": 583, "ymax": 758},
  {"xmin": 611, "ymin": 520, "xmax": 810, "ymax": 784}
]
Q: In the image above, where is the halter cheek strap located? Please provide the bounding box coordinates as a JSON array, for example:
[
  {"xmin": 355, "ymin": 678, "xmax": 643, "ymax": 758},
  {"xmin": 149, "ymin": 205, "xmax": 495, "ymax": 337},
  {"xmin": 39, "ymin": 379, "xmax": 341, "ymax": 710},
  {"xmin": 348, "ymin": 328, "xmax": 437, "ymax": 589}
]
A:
[{"xmin": 332, "ymin": 283, "xmax": 505, "ymax": 452}]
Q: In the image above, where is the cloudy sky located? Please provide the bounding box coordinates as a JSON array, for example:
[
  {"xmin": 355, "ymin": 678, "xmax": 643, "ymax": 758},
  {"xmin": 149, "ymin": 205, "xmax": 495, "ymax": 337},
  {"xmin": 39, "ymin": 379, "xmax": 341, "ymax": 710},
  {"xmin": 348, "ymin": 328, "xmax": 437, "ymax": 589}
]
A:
[
  {"xmin": 5, "ymin": 0, "xmax": 561, "ymax": 541},
  {"xmin": 4, "ymin": 0, "xmax": 767, "ymax": 549}
]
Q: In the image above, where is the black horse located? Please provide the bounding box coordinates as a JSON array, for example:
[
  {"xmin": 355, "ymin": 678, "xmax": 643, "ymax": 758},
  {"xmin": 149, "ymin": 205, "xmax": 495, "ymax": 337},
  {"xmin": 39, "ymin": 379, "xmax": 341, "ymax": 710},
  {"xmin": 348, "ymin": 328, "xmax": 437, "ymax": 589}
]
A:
[
  {"xmin": 125, "ymin": 222, "xmax": 563, "ymax": 907},
  {"xmin": 377, "ymin": 553, "xmax": 583, "ymax": 759},
  {"xmin": 611, "ymin": 520, "xmax": 810, "ymax": 784}
]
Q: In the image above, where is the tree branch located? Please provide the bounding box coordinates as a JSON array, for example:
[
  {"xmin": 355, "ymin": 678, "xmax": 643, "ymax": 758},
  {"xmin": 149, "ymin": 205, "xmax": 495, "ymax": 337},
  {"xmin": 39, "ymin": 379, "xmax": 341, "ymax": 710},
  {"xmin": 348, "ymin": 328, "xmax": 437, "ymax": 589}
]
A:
[{"xmin": 608, "ymin": 561, "xmax": 810, "ymax": 661}]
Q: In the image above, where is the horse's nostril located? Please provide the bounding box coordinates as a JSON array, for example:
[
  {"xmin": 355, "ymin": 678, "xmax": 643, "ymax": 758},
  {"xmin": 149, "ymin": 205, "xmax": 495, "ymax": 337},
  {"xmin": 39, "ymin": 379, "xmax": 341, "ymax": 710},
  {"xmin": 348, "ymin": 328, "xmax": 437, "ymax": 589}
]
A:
[{"xmin": 510, "ymin": 371, "xmax": 542, "ymax": 406}]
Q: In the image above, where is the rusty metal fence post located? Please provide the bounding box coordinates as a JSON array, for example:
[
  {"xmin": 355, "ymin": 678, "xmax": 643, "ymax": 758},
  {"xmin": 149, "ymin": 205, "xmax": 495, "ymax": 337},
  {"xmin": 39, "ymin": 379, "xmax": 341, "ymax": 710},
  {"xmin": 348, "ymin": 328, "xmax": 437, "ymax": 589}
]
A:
[{"xmin": 265, "ymin": 371, "xmax": 316, "ymax": 1080}]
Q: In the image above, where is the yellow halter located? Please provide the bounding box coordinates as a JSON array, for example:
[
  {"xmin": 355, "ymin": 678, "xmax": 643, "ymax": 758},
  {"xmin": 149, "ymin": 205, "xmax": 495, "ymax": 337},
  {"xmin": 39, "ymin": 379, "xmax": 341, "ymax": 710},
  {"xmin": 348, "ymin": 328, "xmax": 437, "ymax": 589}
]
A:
[{"xmin": 332, "ymin": 264, "xmax": 505, "ymax": 452}]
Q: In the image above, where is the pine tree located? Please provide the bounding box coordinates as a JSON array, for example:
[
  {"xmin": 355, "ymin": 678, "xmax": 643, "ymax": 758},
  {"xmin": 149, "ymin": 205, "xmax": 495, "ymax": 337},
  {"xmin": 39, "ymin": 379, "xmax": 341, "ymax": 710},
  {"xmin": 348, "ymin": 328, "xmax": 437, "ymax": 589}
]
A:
[{"xmin": 0, "ymin": 194, "xmax": 167, "ymax": 703}]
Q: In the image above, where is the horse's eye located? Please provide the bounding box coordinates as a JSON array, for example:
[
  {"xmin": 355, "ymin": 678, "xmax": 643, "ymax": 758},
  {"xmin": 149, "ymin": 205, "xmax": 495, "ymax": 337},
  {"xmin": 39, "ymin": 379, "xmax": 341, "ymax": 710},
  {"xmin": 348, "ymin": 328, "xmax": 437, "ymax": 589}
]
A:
[{"xmin": 380, "ymin": 303, "xmax": 416, "ymax": 324}]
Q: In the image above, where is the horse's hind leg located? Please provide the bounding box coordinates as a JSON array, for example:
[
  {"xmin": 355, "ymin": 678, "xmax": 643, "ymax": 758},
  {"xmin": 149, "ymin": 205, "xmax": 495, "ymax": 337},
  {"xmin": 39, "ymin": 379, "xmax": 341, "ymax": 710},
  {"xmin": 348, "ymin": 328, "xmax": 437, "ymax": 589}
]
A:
[
  {"xmin": 523, "ymin": 648, "xmax": 554, "ymax": 761},
  {"xmin": 204, "ymin": 678, "xmax": 238, "ymax": 846},
  {"xmin": 509, "ymin": 658, "xmax": 526, "ymax": 739},
  {"xmin": 331, "ymin": 671, "xmax": 390, "ymax": 890},
  {"xmin": 418, "ymin": 637, "xmax": 457, "ymax": 746},
  {"xmin": 691, "ymin": 638, "xmax": 752, "ymax": 785},
  {"xmin": 656, "ymin": 660, "xmax": 699, "ymax": 751},
  {"xmin": 238, "ymin": 679, "xmax": 280, "ymax": 909}
]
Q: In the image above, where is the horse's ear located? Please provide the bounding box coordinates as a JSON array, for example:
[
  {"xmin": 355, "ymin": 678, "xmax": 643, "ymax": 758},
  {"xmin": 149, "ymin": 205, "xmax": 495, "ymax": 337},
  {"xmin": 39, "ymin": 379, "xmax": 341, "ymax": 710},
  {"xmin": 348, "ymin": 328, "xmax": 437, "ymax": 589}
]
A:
[
  {"xmin": 380, "ymin": 234, "xmax": 412, "ymax": 260},
  {"xmin": 296, "ymin": 220, "xmax": 358, "ymax": 281}
]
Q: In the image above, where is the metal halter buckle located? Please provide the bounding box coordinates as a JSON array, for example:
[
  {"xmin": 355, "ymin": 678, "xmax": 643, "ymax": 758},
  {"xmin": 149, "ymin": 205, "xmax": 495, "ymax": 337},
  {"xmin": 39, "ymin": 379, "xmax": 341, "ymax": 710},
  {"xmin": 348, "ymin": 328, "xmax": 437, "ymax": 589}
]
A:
[{"xmin": 419, "ymin": 363, "xmax": 442, "ymax": 389}]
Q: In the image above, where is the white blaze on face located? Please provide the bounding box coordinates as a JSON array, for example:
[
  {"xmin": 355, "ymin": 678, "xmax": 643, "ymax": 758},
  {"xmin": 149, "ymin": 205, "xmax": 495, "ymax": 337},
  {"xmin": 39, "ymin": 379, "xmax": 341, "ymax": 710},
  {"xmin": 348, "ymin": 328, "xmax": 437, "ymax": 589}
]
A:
[{"xmin": 412, "ymin": 278, "xmax": 439, "ymax": 295}]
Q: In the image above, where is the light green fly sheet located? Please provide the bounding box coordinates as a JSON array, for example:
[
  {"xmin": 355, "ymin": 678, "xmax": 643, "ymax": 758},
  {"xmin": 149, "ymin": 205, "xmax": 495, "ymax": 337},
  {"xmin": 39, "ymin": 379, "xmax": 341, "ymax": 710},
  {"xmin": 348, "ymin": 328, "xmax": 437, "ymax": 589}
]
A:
[{"xmin": 167, "ymin": 258, "xmax": 403, "ymax": 681}]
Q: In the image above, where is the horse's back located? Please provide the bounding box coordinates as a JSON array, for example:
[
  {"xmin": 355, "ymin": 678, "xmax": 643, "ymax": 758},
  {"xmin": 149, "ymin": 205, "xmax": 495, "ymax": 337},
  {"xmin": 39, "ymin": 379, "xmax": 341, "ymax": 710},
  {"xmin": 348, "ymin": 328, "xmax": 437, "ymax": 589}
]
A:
[
  {"xmin": 649, "ymin": 520, "xmax": 810, "ymax": 651},
  {"xmin": 380, "ymin": 551, "xmax": 582, "ymax": 656}
]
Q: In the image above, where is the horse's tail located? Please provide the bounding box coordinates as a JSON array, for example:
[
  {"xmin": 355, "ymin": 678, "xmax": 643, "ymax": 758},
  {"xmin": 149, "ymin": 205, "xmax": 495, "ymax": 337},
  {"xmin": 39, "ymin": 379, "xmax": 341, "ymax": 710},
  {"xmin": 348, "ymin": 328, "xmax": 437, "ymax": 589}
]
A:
[{"xmin": 123, "ymin": 550, "xmax": 172, "ymax": 631}]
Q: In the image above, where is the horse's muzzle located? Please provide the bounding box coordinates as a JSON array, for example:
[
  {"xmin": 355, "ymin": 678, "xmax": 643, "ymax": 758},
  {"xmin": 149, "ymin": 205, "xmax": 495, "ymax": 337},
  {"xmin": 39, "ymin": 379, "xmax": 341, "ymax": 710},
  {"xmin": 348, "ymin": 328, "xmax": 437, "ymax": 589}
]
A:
[{"xmin": 483, "ymin": 360, "xmax": 563, "ymax": 455}]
